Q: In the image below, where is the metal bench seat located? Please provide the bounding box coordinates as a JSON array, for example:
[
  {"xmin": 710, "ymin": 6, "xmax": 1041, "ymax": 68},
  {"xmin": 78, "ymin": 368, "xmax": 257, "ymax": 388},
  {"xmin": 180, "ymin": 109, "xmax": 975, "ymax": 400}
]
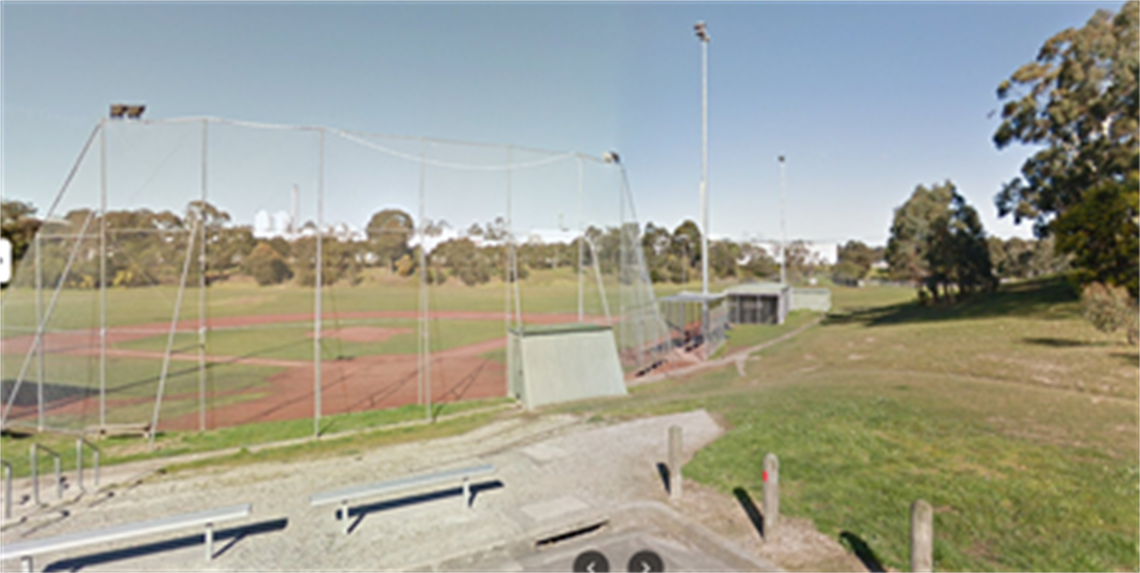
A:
[
  {"xmin": 1, "ymin": 503, "xmax": 251, "ymax": 572},
  {"xmin": 310, "ymin": 463, "xmax": 495, "ymax": 533}
]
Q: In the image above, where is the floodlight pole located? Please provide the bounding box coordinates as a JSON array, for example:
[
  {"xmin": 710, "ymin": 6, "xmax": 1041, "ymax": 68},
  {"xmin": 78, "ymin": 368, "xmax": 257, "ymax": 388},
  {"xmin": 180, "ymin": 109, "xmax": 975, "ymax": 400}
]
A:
[
  {"xmin": 314, "ymin": 129, "xmax": 325, "ymax": 438},
  {"xmin": 779, "ymin": 155, "xmax": 787, "ymax": 285},
  {"xmin": 198, "ymin": 119, "xmax": 208, "ymax": 432},
  {"xmin": 697, "ymin": 21, "xmax": 710, "ymax": 296},
  {"xmin": 99, "ymin": 119, "xmax": 108, "ymax": 430}
]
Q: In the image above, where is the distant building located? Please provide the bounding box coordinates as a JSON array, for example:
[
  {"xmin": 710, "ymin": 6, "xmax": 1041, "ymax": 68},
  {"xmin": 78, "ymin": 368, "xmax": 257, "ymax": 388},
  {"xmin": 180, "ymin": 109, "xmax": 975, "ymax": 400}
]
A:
[{"xmin": 750, "ymin": 240, "xmax": 839, "ymax": 266}]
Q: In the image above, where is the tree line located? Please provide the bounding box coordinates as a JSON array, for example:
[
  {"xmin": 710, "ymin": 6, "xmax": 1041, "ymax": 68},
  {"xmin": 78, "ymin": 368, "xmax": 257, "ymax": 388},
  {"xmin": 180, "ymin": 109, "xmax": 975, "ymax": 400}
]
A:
[{"xmin": 1, "ymin": 200, "xmax": 806, "ymax": 290}]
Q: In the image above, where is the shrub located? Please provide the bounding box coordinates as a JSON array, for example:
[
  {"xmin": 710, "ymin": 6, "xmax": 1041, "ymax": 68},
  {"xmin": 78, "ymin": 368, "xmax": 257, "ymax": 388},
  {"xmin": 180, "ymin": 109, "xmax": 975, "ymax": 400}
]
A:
[{"xmin": 1080, "ymin": 282, "xmax": 1139, "ymax": 345}]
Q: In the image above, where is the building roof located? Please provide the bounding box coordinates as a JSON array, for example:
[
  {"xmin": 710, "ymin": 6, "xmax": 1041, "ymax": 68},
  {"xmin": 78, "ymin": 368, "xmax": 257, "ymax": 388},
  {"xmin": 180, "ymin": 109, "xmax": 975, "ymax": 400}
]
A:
[
  {"xmin": 660, "ymin": 291, "xmax": 727, "ymax": 303},
  {"xmin": 722, "ymin": 282, "xmax": 791, "ymax": 296}
]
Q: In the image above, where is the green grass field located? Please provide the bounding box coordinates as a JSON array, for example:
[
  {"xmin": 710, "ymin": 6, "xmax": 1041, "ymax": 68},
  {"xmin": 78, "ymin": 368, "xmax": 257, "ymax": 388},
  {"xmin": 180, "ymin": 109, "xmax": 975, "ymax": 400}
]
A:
[
  {"xmin": 552, "ymin": 277, "xmax": 1139, "ymax": 571},
  {"xmin": 114, "ymin": 317, "xmax": 506, "ymax": 360},
  {"xmin": 0, "ymin": 269, "xmax": 640, "ymax": 331}
]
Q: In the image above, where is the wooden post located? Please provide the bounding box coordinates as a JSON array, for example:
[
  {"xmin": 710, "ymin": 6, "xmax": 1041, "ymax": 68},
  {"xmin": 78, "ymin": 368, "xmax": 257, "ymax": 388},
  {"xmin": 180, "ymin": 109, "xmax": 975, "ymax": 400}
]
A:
[
  {"xmin": 668, "ymin": 425, "xmax": 683, "ymax": 500},
  {"xmin": 762, "ymin": 453, "xmax": 779, "ymax": 537},
  {"xmin": 910, "ymin": 499, "xmax": 933, "ymax": 572}
]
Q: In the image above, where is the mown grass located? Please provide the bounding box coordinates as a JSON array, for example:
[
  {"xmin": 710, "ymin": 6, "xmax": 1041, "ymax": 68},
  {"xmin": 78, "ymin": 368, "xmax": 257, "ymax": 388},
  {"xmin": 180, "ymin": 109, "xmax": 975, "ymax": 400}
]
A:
[
  {"xmin": 0, "ymin": 269, "xmax": 626, "ymax": 332},
  {"xmin": 549, "ymin": 277, "xmax": 1139, "ymax": 571},
  {"xmin": 718, "ymin": 310, "xmax": 821, "ymax": 355},
  {"xmin": 114, "ymin": 318, "xmax": 505, "ymax": 360}
]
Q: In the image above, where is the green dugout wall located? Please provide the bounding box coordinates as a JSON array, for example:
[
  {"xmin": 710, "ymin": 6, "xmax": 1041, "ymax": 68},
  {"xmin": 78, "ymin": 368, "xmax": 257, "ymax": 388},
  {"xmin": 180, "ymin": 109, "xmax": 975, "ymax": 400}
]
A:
[{"xmin": 508, "ymin": 324, "xmax": 627, "ymax": 410}]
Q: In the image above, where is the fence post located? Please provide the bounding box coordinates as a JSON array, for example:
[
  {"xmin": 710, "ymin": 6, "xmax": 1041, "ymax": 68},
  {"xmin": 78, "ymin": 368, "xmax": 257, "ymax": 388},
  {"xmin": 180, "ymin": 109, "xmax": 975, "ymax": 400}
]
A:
[
  {"xmin": 762, "ymin": 453, "xmax": 779, "ymax": 538},
  {"xmin": 910, "ymin": 499, "xmax": 933, "ymax": 572},
  {"xmin": 668, "ymin": 425, "xmax": 682, "ymax": 500},
  {"xmin": 76, "ymin": 438, "xmax": 84, "ymax": 493}
]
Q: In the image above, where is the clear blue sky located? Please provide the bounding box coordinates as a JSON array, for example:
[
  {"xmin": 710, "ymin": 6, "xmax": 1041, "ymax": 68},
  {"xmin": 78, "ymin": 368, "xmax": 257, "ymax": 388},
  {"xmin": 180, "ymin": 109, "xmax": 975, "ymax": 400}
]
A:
[{"xmin": 1, "ymin": 1, "xmax": 1121, "ymax": 246}]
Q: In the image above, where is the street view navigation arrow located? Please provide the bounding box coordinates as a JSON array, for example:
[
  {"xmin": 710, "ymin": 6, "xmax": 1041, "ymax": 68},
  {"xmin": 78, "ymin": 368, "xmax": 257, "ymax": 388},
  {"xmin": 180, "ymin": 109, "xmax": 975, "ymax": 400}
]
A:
[
  {"xmin": 573, "ymin": 550, "xmax": 610, "ymax": 573},
  {"xmin": 627, "ymin": 550, "xmax": 665, "ymax": 572}
]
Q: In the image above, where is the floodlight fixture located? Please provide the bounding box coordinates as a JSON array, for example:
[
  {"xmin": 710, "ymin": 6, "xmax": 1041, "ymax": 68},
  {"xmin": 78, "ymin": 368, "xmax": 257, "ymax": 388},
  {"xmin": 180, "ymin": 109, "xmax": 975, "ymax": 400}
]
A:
[
  {"xmin": 694, "ymin": 21, "xmax": 710, "ymax": 43},
  {"xmin": 109, "ymin": 103, "xmax": 146, "ymax": 120},
  {"xmin": 603, "ymin": 151, "xmax": 621, "ymax": 164}
]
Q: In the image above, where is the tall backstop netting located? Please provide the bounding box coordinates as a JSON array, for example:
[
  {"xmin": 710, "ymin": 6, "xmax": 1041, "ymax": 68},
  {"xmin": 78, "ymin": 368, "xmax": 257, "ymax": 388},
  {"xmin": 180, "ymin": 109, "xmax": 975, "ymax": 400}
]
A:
[{"xmin": 1, "ymin": 117, "xmax": 670, "ymax": 437}]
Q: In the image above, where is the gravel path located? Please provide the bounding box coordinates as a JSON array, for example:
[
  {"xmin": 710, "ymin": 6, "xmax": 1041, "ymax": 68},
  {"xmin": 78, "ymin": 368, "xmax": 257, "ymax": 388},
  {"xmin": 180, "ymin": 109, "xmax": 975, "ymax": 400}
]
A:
[{"xmin": 1, "ymin": 410, "xmax": 780, "ymax": 572}]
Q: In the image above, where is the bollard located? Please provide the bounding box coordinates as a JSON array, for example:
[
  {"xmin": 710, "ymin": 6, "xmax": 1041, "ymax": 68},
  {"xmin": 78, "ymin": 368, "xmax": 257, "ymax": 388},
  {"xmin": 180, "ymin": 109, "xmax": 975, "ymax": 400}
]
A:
[
  {"xmin": 910, "ymin": 499, "xmax": 933, "ymax": 572},
  {"xmin": 762, "ymin": 453, "xmax": 779, "ymax": 538},
  {"xmin": 668, "ymin": 425, "xmax": 683, "ymax": 500},
  {"xmin": 30, "ymin": 444, "xmax": 39, "ymax": 505},
  {"xmin": 2, "ymin": 460, "xmax": 11, "ymax": 522}
]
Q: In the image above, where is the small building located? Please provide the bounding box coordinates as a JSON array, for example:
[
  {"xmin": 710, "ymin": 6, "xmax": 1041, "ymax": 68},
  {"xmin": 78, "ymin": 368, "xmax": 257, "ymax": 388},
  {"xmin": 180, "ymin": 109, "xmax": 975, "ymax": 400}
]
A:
[
  {"xmin": 723, "ymin": 283, "xmax": 791, "ymax": 325},
  {"xmin": 658, "ymin": 292, "xmax": 729, "ymax": 359}
]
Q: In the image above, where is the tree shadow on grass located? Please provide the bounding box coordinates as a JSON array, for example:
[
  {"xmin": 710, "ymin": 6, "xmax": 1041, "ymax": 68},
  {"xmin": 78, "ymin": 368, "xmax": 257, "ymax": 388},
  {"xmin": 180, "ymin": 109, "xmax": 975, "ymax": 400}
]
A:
[
  {"xmin": 1022, "ymin": 337, "xmax": 1110, "ymax": 348},
  {"xmin": 1113, "ymin": 352, "xmax": 1139, "ymax": 366},
  {"xmin": 824, "ymin": 277, "xmax": 1078, "ymax": 329},
  {"xmin": 839, "ymin": 531, "xmax": 886, "ymax": 573}
]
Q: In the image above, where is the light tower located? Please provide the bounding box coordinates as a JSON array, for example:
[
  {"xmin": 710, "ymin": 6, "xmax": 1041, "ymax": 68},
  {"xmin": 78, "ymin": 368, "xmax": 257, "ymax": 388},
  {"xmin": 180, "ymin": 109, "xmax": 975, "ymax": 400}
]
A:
[
  {"xmin": 695, "ymin": 21, "xmax": 710, "ymax": 295},
  {"xmin": 779, "ymin": 155, "xmax": 787, "ymax": 285}
]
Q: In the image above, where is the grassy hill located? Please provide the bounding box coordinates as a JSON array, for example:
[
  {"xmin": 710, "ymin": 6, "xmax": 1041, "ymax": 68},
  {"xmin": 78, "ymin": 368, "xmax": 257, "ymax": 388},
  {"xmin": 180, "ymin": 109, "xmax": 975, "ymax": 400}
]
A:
[{"xmin": 558, "ymin": 277, "xmax": 1139, "ymax": 571}]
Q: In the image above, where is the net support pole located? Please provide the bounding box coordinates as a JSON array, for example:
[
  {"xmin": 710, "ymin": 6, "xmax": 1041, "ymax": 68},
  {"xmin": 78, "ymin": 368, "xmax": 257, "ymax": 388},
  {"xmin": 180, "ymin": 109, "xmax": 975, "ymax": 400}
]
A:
[
  {"xmin": 198, "ymin": 119, "xmax": 208, "ymax": 433},
  {"xmin": 418, "ymin": 138, "xmax": 430, "ymax": 421},
  {"xmin": 148, "ymin": 219, "xmax": 198, "ymax": 451},
  {"xmin": 99, "ymin": 120, "xmax": 108, "ymax": 430},
  {"xmin": 314, "ymin": 128, "xmax": 325, "ymax": 438},
  {"xmin": 34, "ymin": 234, "xmax": 43, "ymax": 432},
  {"xmin": 509, "ymin": 149, "xmax": 523, "ymax": 338},
  {"xmin": 33, "ymin": 233, "xmax": 44, "ymax": 430},
  {"xmin": 504, "ymin": 148, "xmax": 512, "ymax": 399},
  {"xmin": 577, "ymin": 156, "xmax": 584, "ymax": 323}
]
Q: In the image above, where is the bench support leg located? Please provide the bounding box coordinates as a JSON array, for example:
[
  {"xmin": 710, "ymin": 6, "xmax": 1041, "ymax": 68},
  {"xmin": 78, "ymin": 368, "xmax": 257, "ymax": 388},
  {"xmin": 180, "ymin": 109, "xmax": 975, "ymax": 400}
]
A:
[
  {"xmin": 20, "ymin": 556, "xmax": 32, "ymax": 573},
  {"xmin": 462, "ymin": 477, "xmax": 471, "ymax": 510},
  {"xmin": 205, "ymin": 522, "xmax": 214, "ymax": 560},
  {"xmin": 341, "ymin": 501, "xmax": 349, "ymax": 534}
]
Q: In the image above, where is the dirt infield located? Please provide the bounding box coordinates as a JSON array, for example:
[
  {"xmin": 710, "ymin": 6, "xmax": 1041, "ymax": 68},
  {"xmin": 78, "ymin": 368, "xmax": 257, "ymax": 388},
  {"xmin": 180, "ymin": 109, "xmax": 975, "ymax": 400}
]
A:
[
  {"xmin": 164, "ymin": 337, "xmax": 509, "ymax": 431},
  {"xmin": 311, "ymin": 325, "xmax": 413, "ymax": 343},
  {"xmin": 2, "ymin": 311, "xmax": 604, "ymax": 432}
]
